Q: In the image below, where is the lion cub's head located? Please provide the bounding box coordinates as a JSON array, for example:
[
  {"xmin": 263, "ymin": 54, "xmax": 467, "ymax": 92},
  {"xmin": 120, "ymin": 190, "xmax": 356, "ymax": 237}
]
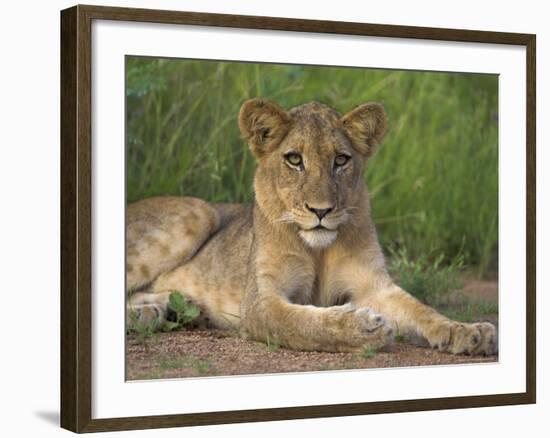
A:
[{"xmin": 239, "ymin": 98, "xmax": 386, "ymax": 249}]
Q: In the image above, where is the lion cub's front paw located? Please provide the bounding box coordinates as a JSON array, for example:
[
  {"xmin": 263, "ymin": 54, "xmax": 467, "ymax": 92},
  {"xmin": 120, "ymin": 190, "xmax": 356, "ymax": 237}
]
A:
[
  {"xmin": 346, "ymin": 307, "xmax": 395, "ymax": 349},
  {"xmin": 322, "ymin": 305, "xmax": 394, "ymax": 352},
  {"xmin": 427, "ymin": 321, "xmax": 498, "ymax": 355},
  {"xmin": 353, "ymin": 307, "xmax": 393, "ymax": 335}
]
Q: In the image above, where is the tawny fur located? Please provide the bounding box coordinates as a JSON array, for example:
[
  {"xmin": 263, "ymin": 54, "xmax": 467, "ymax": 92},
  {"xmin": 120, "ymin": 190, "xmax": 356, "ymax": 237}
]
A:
[{"xmin": 126, "ymin": 98, "xmax": 497, "ymax": 355}]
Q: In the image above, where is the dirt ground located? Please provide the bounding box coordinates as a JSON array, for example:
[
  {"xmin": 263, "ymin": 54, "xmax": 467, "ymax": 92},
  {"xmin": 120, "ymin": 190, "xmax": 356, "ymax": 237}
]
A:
[{"xmin": 126, "ymin": 277, "xmax": 498, "ymax": 380}]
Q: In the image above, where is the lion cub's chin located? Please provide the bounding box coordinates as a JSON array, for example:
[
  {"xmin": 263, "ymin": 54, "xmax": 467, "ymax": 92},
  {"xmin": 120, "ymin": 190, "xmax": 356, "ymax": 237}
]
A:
[{"xmin": 298, "ymin": 228, "xmax": 338, "ymax": 249}]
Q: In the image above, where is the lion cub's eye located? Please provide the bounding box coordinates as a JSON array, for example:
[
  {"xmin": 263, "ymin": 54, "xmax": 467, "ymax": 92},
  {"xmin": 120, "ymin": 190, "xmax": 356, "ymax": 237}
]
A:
[
  {"xmin": 334, "ymin": 154, "xmax": 350, "ymax": 167},
  {"xmin": 285, "ymin": 152, "xmax": 303, "ymax": 167}
]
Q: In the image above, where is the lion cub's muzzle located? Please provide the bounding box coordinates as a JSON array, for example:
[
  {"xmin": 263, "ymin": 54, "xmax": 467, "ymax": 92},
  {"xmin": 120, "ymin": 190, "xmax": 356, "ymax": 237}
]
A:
[
  {"xmin": 292, "ymin": 205, "xmax": 350, "ymax": 249},
  {"xmin": 301, "ymin": 204, "xmax": 347, "ymax": 231},
  {"xmin": 305, "ymin": 203, "xmax": 333, "ymax": 221}
]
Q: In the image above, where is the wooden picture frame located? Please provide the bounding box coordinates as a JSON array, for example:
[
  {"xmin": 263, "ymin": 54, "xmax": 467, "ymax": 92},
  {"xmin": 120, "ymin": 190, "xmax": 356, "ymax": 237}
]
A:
[{"xmin": 60, "ymin": 4, "xmax": 536, "ymax": 433}]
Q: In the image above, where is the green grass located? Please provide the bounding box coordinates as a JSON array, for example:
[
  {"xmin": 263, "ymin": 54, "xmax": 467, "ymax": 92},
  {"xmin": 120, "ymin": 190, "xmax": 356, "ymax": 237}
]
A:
[
  {"xmin": 157, "ymin": 355, "xmax": 214, "ymax": 374},
  {"xmin": 388, "ymin": 246, "xmax": 465, "ymax": 305},
  {"xmin": 387, "ymin": 246, "xmax": 498, "ymax": 320},
  {"xmin": 361, "ymin": 346, "xmax": 379, "ymax": 360},
  {"xmin": 126, "ymin": 57, "xmax": 498, "ymax": 275},
  {"xmin": 135, "ymin": 370, "xmax": 164, "ymax": 380},
  {"xmin": 265, "ymin": 332, "xmax": 281, "ymax": 353},
  {"xmin": 158, "ymin": 356, "xmax": 188, "ymax": 370},
  {"xmin": 127, "ymin": 310, "xmax": 158, "ymax": 349},
  {"xmin": 157, "ymin": 355, "xmax": 216, "ymax": 376},
  {"xmin": 440, "ymin": 299, "xmax": 499, "ymax": 323},
  {"xmin": 394, "ymin": 334, "xmax": 406, "ymax": 343}
]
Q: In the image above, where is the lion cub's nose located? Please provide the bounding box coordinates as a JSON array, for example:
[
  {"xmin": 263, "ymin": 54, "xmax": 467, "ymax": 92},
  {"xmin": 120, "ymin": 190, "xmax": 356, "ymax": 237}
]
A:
[{"xmin": 305, "ymin": 203, "xmax": 333, "ymax": 219}]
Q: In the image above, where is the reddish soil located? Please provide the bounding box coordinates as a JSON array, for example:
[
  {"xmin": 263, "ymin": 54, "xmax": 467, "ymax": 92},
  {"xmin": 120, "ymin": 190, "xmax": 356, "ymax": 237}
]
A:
[
  {"xmin": 448, "ymin": 276, "xmax": 498, "ymax": 305},
  {"xmin": 126, "ymin": 278, "xmax": 498, "ymax": 380}
]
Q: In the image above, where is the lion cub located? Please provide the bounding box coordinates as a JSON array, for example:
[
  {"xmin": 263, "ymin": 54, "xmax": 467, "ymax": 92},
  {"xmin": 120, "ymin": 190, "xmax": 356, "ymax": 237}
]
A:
[{"xmin": 127, "ymin": 98, "xmax": 497, "ymax": 355}]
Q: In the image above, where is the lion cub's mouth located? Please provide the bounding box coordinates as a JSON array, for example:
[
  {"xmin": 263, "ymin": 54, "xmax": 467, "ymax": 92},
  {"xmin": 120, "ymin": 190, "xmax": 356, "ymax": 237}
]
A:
[
  {"xmin": 304, "ymin": 221, "xmax": 338, "ymax": 232},
  {"xmin": 298, "ymin": 227, "xmax": 338, "ymax": 249}
]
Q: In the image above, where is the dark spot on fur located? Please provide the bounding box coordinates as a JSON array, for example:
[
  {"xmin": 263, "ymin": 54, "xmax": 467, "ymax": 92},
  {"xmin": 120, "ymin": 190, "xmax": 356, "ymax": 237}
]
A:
[
  {"xmin": 159, "ymin": 244, "xmax": 170, "ymax": 256},
  {"xmin": 140, "ymin": 265, "xmax": 150, "ymax": 278}
]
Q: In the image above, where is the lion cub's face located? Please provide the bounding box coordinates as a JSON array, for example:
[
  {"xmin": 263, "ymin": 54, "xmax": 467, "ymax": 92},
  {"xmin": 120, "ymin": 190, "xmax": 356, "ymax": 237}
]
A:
[{"xmin": 239, "ymin": 99, "xmax": 387, "ymax": 249}]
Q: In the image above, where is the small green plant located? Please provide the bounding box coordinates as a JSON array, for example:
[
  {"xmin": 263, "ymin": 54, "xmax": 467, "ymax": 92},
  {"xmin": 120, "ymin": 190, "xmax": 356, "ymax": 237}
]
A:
[
  {"xmin": 127, "ymin": 310, "xmax": 158, "ymax": 349},
  {"xmin": 388, "ymin": 246, "xmax": 465, "ymax": 306},
  {"xmin": 394, "ymin": 334, "xmax": 405, "ymax": 343},
  {"xmin": 162, "ymin": 292, "xmax": 200, "ymax": 332},
  {"xmin": 361, "ymin": 346, "xmax": 379, "ymax": 360},
  {"xmin": 265, "ymin": 332, "xmax": 280, "ymax": 353}
]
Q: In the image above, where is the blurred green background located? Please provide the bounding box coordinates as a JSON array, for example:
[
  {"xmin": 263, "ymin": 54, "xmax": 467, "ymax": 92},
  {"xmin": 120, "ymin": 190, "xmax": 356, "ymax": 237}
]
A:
[{"xmin": 126, "ymin": 57, "xmax": 498, "ymax": 276}]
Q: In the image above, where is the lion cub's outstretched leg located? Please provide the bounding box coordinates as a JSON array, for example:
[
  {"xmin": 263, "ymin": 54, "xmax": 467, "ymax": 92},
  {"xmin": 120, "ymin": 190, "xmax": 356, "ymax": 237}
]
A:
[
  {"xmin": 355, "ymin": 284, "xmax": 498, "ymax": 356},
  {"xmin": 241, "ymin": 294, "xmax": 394, "ymax": 353},
  {"xmin": 126, "ymin": 196, "xmax": 220, "ymax": 326}
]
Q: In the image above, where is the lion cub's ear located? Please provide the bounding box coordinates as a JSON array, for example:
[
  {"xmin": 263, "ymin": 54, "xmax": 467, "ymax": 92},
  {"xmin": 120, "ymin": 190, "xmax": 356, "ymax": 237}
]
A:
[
  {"xmin": 341, "ymin": 102, "xmax": 387, "ymax": 157},
  {"xmin": 239, "ymin": 98, "xmax": 291, "ymax": 158}
]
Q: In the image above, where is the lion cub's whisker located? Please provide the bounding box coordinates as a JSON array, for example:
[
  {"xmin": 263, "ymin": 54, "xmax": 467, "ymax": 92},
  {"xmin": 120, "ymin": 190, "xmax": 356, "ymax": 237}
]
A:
[{"xmin": 274, "ymin": 213, "xmax": 295, "ymax": 224}]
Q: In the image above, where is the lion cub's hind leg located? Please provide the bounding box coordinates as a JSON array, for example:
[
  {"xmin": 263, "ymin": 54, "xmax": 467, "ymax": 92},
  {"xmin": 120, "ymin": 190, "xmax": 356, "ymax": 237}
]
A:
[
  {"xmin": 127, "ymin": 292, "xmax": 172, "ymax": 330},
  {"xmin": 126, "ymin": 197, "xmax": 220, "ymax": 291},
  {"xmin": 126, "ymin": 197, "xmax": 220, "ymax": 332}
]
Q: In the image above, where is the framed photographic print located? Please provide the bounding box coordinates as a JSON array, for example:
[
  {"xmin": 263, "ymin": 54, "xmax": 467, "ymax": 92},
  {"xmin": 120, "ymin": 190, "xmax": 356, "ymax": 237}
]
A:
[{"xmin": 60, "ymin": 4, "xmax": 536, "ymax": 433}]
